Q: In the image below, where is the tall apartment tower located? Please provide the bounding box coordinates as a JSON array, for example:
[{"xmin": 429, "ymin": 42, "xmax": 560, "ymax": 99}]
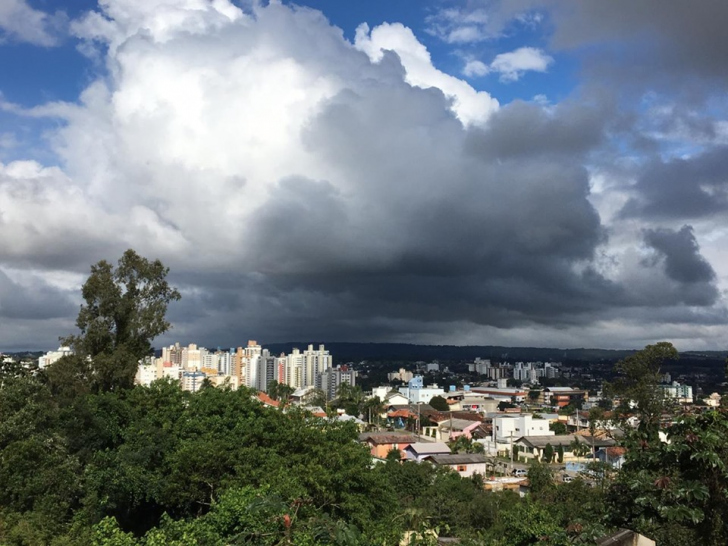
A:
[
  {"xmin": 162, "ymin": 342, "xmax": 183, "ymax": 366},
  {"xmin": 243, "ymin": 340, "xmax": 262, "ymax": 389},
  {"xmin": 319, "ymin": 365, "xmax": 357, "ymax": 400},
  {"xmin": 303, "ymin": 344, "xmax": 332, "ymax": 387},
  {"xmin": 182, "ymin": 343, "xmax": 203, "ymax": 370},
  {"xmin": 256, "ymin": 349, "xmax": 277, "ymax": 392},
  {"xmin": 285, "ymin": 348, "xmax": 304, "ymax": 389},
  {"xmin": 233, "ymin": 347, "xmax": 245, "ymax": 385}
]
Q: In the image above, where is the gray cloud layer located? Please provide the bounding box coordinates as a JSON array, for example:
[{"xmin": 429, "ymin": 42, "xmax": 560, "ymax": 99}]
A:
[{"xmin": 1, "ymin": 0, "xmax": 727, "ymax": 350}]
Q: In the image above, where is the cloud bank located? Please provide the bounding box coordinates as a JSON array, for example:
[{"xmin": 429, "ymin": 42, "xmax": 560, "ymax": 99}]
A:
[{"xmin": 0, "ymin": 0, "xmax": 727, "ymax": 351}]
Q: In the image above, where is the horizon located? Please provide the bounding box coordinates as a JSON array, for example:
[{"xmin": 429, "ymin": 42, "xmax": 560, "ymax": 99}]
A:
[{"xmin": 7, "ymin": 339, "xmax": 727, "ymax": 357}]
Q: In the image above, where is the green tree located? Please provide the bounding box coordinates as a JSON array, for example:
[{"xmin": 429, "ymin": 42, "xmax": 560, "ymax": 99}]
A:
[
  {"xmin": 570, "ymin": 438, "xmax": 589, "ymax": 465},
  {"xmin": 335, "ymin": 383, "xmax": 365, "ymax": 416},
  {"xmin": 62, "ymin": 249, "xmax": 181, "ymax": 391},
  {"xmin": 606, "ymin": 342, "xmax": 679, "ymax": 440},
  {"xmin": 605, "ymin": 409, "xmax": 728, "ymax": 546},
  {"xmin": 499, "ymin": 499, "xmax": 563, "ymax": 546},
  {"xmin": 267, "ymin": 380, "xmax": 294, "ymax": 403},
  {"xmin": 363, "ymin": 395, "xmax": 385, "ymax": 426},
  {"xmin": 550, "ymin": 421, "xmax": 568, "ymax": 435},
  {"xmin": 543, "ymin": 443, "xmax": 554, "ymax": 464},
  {"xmin": 556, "ymin": 444, "xmax": 564, "ymax": 464},
  {"xmin": 527, "ymin": 460, "xmax": 553, "ymax": 495},
  {"xmin": 429, "ymin": 395, "xmax": 449, "ymax": 412}
]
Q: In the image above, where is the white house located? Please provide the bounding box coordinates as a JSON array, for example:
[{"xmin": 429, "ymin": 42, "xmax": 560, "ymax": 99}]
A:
[
  {"xmin": 399, "ymin": 376, "xmax": 445, "ymax": 404},
  {"xmin": 404, "ymin": 442, "xmax": 451, "ymax": 462},
  {"xmin": 493, "ymin": 414, "xmax": 553, "ymax": 444}
]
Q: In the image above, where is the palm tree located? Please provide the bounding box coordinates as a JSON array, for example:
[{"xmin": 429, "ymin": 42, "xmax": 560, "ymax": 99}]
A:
[
  {"xmin": 570, "ymin": 438, "xmax": 589, "ymax": 465},
  {"xmin": 363, "ymin": 396, "xmax": 385, "ymax": 427},
  {"xmin": 336, "ymin": 383, "xmax": 365, "ymax": 416}
]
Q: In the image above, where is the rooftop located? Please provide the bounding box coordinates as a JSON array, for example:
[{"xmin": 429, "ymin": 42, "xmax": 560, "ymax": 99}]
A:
[
  {"xmin": 406, "ymin": 442, "xmax": 451, "ymax": 455},
  {"xmin": 425, "ymin": 453, "xmax": 487, "ymax": 465}
]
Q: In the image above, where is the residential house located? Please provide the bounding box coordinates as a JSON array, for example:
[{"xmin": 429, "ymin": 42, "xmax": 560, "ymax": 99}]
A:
[
  {"xmin": 493, "ymin": 414, "xmax": 553, "ymax": 443},
  {"xmin": 424, "ymin": 454, "xmax": 488, "ymax": 478},
  {"xmin": 542, "ymin": 387, "xmax": 588, "ymax": 408},
  {"xmin": 359, "ymin": 432, "xmax": 418, "ymax": 460},
  {"xmin": 447, "ymin": 396, "xmax": 499, "ymax": 413},
  {"xmin": 404, "ymin": 442, "xmax": 451, "ymax": 462},
  {"xmin": 514, "ymin": 435, "xmax": 578, "ymax": 461}
]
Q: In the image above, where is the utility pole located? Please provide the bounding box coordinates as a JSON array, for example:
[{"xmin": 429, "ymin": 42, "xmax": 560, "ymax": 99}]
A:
[
  {"xmin": 449, "ymin": 409, "xmax": 453, "ymax": 442},
  {"xmin": 509, "ymin": 430, "xmax": 514, "ymax": 475}
]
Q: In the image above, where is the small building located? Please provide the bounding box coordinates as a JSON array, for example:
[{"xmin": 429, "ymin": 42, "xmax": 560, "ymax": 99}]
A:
[
  {"xmin": 448, "ymin": 396, "xmax": 499, "ymax": 413},
  {"xmin": 493, "ymin": 414, "xmax": 553, "ymax": 443},
  {"xmin": 384, "ymin": 392, "xmax": 412, "ymax": 406},
  {"xmin": 596, "ymin": 529, "xmax": 655, "ymax": 546},
  {"xmin": 659, "ymin": 382, "xmax": 693, "ymax": 404},
  {"xmin": 359, "ymin": 432, "xmax": 418, "ymax": 460},
  {"xmin": 404, "ymin": 442, "xmax": 451, "ymax": 462},
  {"xmin": 424, "ymin": 453, "xmax": 488, "ymax": 478},
  {"xmin": 470, "ymin": 386, "xmax": 527, "ymax": 403},
  {"xmin": 513, "ymin": 435, "xmax": 581, "ymax": 462},
  {"xmin": 399, "ymin": 376, "xmax": 446, "ymax": 405},
  {"xmin": 542, "ymin": 387, "xmax": 588, "ymax": 408},
  {"xmin": 703, "ymin": 392, "xmax": 722, "ymax": 407}
]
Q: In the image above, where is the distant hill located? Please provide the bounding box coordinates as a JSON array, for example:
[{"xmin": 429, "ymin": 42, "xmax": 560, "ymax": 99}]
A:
[{"xmin": 261, "ymin": 342, "xmax": 643, "ymax": 363}]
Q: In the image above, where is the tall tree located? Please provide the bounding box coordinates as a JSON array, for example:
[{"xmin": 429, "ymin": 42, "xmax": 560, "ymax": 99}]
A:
[
  {"xmin": 607, "ymin": 342, "xmax": 678, "ymax": 440},
  {"xmin": 63, "ymin": 249, "xmax": 180, "ymax": 391},
  {"xmin": 429, "ymin": 395, "xmax": 449, "ymax": 412}
]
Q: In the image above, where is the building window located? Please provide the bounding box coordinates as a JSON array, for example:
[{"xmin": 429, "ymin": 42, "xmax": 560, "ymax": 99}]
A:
[{"xmin": 457, "ymin": 465, "xmax": 467, "ymax": 472}]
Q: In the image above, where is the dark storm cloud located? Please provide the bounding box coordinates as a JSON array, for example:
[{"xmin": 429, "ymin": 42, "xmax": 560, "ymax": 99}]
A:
[
  {"xmin": 644, "ymin": 225, "xmax": 716, "ymax": 285},
  {"xmin": 464, "ymin": 99, "xmax": 609, "ymax": 160},
  {"xmin": 0, "ymin": 269, "xmax": 76, "ymax": 320},
  {"xmin": 3, "ymin": 0, "xmax": 728, "ymax": 351},
  {"xmin": 547, "ymin": 1, "xmax": 728, "ymax": 84},
  {"xmin": 621, "ymin": 147, "xmax": 728, "ymax": 220},
  {"xmin": 232, "ymin": 80, "xmax": 654, "ymax": 338}
]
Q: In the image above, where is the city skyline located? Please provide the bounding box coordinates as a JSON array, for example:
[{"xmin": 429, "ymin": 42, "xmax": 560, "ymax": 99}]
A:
[{"xmin": 2, "ymin": 1, "xmax": 728, "ymax": 351}]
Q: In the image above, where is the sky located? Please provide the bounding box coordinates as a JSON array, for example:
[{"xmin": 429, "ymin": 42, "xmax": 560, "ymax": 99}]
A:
[{"xmin": 1, "ymin": 0, "xmax": 728, "ymax": 352}]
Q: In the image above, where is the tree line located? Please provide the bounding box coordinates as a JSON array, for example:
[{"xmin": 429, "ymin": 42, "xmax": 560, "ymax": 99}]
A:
[{"xmin": 0, "ymin": 251, "xmax": 726, "ymax": 545}]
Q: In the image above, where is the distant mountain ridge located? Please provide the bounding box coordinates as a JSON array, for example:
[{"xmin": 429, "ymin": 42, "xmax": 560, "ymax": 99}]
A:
[
  {"xmin": 7, "ymin": 344, "xmax": 726, "ymax": 364},
  {"xmin": 261, "ymin": 342, "xmax": 727, "ymax": 363}
]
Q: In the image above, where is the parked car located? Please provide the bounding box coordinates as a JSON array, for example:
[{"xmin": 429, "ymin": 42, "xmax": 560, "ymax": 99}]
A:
[
  {"xmin": 512, "ymin": 468, "xmax": 528, "ymax": 477},
  {"xmin": 562, "ymin": 474, "xmax": 574, "ymax": 483}
]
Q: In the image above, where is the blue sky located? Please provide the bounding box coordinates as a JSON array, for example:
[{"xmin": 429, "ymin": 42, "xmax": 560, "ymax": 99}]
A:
[
  {"xmin": 1, "ymin": 0, "xmax": 574, "ymax": 105},
  {"xmin": 1, "ymin": 0, "xmax": 728, "ymax": 351}
]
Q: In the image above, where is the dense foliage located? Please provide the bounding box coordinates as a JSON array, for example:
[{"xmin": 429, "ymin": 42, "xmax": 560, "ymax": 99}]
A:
[{"xmin": 2, "ymin": 253, "xmax": 726, "ymax": 545}]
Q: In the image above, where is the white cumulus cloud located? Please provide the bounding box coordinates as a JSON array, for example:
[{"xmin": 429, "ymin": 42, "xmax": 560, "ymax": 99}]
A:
[
  {"xmin": 490, "ymin": 46, "xmax": 554, "ymax": 82},
  {"xmin": 0, "ymin": 0, "xmax": 725, "ymax": 350},
  {"xmin": 462, "ymin": 59, "xmax": 490, "ymax": 78},
  {"xmin": 354, "ymin": 22, "xmax": 499, "ymax": 126},
  {"xmin": 0, "ymin": 0, "xmax": 65, "ymax": 46}
]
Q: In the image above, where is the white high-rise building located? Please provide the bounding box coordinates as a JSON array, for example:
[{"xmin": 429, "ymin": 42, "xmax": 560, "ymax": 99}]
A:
[
  {"xmin": 182, "ymin": 344, "xmax": 203, "ymax": 370},
  {"xmin": 202, "ymin": 351, "xmax": 219, "ymax": 371},
  {"xmin": 38, "ymin": 346, "xmax": 73, "ymax": 369},
  {"xmin": 284, "ymin": 348, "xmax": 304, "ymax": 389},
  {"xmin": 217, "ymin": 350, "xmax": 232, "ymax": 376},
  {"xmin": 303, "ymin": 344, "xmax": 332, "ymax": 387}
]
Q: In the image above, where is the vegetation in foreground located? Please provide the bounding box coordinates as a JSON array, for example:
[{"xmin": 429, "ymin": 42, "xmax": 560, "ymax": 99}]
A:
[{"xmin": 0, "ymin": 250, "xmax": 727, "ymax": 545}]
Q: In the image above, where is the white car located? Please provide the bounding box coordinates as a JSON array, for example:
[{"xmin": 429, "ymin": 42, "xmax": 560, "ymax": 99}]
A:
[
  {"xmin": 562, "ymin": 475, "xmax": 574, "ymax": 483},
  {"xmin": 512, "ymin": 469, "xmax": 528, "ymax": 477}
]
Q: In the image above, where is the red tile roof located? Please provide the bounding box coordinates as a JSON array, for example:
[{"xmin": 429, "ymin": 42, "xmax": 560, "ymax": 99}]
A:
[{"xmin": 257, "ymin": 392, "xmax": 280, "ymax": 407}]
